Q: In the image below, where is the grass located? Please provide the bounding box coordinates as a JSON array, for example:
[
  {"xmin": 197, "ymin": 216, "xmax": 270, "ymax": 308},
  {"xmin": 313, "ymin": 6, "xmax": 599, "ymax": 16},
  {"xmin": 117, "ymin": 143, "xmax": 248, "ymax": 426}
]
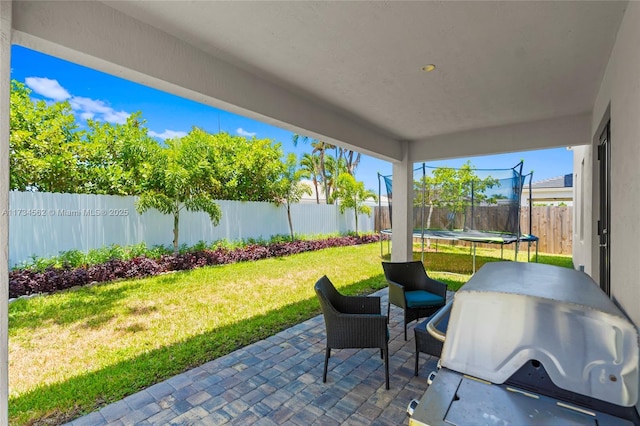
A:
[{"xmin": 9, "ymin": 242, "xmax": 572, "ymax": 425}]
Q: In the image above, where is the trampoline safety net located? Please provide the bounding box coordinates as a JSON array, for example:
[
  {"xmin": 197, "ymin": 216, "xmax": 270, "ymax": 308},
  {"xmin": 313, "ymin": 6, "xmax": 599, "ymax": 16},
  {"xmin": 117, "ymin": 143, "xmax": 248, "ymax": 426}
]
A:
[{"xmin": 379, "ymin": 162, "xmax": 531, "ymax": 244}]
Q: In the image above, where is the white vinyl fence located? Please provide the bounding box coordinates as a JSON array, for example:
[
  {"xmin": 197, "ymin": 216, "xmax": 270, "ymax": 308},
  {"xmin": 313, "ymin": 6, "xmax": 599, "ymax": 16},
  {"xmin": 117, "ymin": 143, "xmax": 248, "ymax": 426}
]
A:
[{"xmin": 7, "ymin": 191, "xmax": 376, "ymax": 267}]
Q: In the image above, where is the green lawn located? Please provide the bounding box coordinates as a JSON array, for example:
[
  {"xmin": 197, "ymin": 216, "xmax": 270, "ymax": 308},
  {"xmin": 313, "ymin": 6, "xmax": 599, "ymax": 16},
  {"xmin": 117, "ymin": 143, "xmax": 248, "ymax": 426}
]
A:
[{"xmin": 8, "ymin": 242, "xmax": 571, "ymax": 425}]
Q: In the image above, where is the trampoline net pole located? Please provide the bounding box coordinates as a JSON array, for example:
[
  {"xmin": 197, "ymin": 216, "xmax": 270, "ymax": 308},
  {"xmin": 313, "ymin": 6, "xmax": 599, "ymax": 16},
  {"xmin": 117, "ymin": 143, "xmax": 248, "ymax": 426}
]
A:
[
  {"xmin": 421, "ymin": 163, "xmax": 426, "ymax": 262},
  {"xmin": 528, "ymin": 172, "xmax": 533, "ymax": 262},
  {"xmin": 471, "ymin": 180, "xmax": 475, "ymax": 231},
  {"xmin": 529, "ymin": 172, "xmax": 533, "ymax": 238},
  {"xmin": 378, "ymin": 172, "xmax": 382, "ymax": 258},
  {"xmin": 472, "ymin": 242, "xmax": 476, "ymax": 274},
  {"xmin": 516, "ymin": 162, "xmax": 525, "ymax": 262}
]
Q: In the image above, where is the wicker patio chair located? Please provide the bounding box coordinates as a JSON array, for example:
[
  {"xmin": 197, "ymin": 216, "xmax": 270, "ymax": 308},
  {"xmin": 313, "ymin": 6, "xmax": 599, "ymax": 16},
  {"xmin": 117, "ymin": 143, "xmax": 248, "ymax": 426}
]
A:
[
  {"xmin": 314, "ymin": 275, "xmax": 390, "ymax": 390},
  {"xmin": 382, "ymin": 261, "xmax": 447, "ymax": 340},
  {"xmin": 414, "ymin": 310, "xmax": 448, "ymax": 375}
]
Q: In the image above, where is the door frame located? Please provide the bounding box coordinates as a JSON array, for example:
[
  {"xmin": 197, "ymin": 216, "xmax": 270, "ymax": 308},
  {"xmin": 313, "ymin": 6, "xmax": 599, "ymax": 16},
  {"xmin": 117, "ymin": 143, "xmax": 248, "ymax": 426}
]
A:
[{"xmin": 597, "ymin": 120, "xmax": 611, "ymax": 296}]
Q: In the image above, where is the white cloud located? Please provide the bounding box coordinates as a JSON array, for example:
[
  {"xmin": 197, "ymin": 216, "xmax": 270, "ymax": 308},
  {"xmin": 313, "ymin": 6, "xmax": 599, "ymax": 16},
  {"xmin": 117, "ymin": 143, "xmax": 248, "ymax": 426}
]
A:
[
  {"xmin": 148, "ymin": 129, "xmax": 188, "ymax": 140},
  {"xmin": 24, "ymin": 77, "xmax": 131, "ymax": 125},
  {"xmin": 69, "ymin": 96, "xmax": 130, "ymax": 125},
  {"xmin": 236, "ymin": 127, "xmax": 256, "ymax": 137},
  {"xmin": 25, "ymin": 77, "xmax": 71, "ymax": 101},
  {"xmin": 102, "ymin": 110, "xmax": 130, "ymax": 125}
]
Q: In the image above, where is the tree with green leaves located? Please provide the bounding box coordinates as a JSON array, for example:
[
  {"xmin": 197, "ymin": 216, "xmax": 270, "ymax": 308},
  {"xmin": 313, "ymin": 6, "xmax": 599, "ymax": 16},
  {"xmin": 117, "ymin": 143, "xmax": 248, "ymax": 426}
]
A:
[
  {"xmin": 135, "ymin": 133, "xmax": 222, "ymax": 253},
  {"xmin": 414, "ymin": 161, "xmax": 500, "ymax": 232},
  {"xmin": 194, "ymin": 130, "xmax": 285, "ymax": 202},
  {"xmin": 432, "ymin": 162, "xmax": 500, "ymax": 219},
  {"xmin": 9, "ymin": 80, "xmax": 86, "ymax": 192},
  {"xmin": 276, "ymin": 153, "xmax": 312, "ymax": 241},
  {"xmin": 82, "ymin": 112, "xmax": 162, "ymax": 195},
  {"xmin": 332, "ymin": 173, "xmax": 377, "ymax": 236},
  {"xmin": 10, "ymin": 80, "xmax": 162, "ymax": 195},
  {"xmin": 135, "ymin": 129, "xmax": 287, "ymax": 252}
]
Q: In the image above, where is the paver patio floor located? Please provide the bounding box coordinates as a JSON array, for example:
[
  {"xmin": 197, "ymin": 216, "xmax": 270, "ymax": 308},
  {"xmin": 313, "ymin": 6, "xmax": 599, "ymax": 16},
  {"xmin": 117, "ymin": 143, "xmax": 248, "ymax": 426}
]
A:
[{"xmin": 65, "ymin": 288, "xmax": 448, "ymax": 426}]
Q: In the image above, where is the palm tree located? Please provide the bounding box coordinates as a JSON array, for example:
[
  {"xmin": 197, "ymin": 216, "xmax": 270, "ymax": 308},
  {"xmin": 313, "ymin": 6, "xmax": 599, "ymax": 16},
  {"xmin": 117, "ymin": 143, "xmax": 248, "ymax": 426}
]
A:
[
  {"xmin": 277, "ymin": 153, "xmax": 312, "ymax": 240},
  {"xmin": 342, "ymin": 148, "xmax": 361, "ymax": 175},
  {"xmin": 311, "ymin": 140, "xmax": 335, "ymax": 203},
  {"xmin": 323, "ymin": 155, "xmax": 347, "ymax": 203},
  {"xmin": 332, "ymin": 173, "xmax": 378, "ymax": 236},
  {"xmin": 300, "ymin": 153, "xmax": 322, "ymax": 204},
  {"xmin": 293, "ymin": 134, "xmax": 363, "ymax": 202},
  {"xmin": 293, "ymin": 134, "xmax": 335, "ymax": 204}
]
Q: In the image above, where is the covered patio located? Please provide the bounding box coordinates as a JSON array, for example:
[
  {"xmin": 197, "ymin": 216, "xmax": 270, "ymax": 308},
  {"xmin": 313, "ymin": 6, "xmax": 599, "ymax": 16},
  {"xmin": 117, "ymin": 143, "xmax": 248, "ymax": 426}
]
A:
[
  {"xmin": 64, "ymin": 289, "xmax": 446, "ymax": 426},
  {"xmin": 3, "ymin": 1, "xmax": 640, "ymax": 423}
]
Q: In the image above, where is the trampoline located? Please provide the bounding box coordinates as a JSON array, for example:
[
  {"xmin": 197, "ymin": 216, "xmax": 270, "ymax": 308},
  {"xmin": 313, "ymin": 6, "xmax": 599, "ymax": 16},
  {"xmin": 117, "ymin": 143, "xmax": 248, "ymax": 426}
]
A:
[{"xmin": 378, "ymin": 162, "xmax": 539, "ymax": 272}]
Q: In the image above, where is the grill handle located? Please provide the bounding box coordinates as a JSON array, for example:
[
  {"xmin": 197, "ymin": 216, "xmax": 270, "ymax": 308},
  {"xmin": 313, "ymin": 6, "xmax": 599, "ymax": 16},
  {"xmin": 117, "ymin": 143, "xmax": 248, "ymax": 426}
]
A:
[{"xmin": 426, "ymin": 300, "xmax": 453, "ymax": 342}]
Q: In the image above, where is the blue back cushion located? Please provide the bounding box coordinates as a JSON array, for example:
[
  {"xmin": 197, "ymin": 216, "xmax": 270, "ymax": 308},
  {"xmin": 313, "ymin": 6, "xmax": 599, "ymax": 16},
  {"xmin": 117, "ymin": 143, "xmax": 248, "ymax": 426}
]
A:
[{"xmin": 405, "ymin": 290, "xmax": 444, "ymax": 308}]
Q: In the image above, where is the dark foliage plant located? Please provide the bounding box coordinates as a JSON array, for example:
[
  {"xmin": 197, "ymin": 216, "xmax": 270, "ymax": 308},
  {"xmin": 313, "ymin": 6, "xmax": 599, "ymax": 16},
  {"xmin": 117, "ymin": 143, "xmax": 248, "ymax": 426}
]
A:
[{"xmin": 8, "ymin": 234, "xmax": 382, "ymax": 298}]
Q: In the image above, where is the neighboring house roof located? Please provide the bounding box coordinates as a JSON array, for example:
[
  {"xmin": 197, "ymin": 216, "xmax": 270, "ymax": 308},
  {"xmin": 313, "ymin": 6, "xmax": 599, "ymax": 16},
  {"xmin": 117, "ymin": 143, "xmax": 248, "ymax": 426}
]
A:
[
  {"xmin": 298, "ymin": 179, "xmax": 328, "ymax": 204},
  {"xmin": 525, "ymin": 173, "xmax": 573, "ymax": 205},
  {"xmin": 531, "ymin": 174, "xmax": 573, "ymax": 189},
  {"xmin": 298, "ymin": 179, "xmax": 388, "ymax": 205}
]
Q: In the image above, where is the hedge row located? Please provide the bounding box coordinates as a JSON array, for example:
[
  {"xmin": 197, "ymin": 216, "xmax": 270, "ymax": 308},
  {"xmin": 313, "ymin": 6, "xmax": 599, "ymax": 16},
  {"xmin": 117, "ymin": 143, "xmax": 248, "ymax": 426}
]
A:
[{"xmin": 9, "ymin": 234, "xmax": 381, "ymax": 299}]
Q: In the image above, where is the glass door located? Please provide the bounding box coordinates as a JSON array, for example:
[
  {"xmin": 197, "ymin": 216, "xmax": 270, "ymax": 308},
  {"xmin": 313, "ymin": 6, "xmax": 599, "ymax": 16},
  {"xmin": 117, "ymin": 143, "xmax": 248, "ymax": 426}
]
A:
[{"xmin": 597, "ymin": 122, "xmax": 611, "ymax": 296}]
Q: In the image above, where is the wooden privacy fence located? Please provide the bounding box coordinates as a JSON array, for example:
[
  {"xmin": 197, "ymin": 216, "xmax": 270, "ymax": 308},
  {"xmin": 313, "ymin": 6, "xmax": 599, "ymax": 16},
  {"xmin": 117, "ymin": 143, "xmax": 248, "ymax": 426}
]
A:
[
  {"xmin": 521, "ymin": 206, "xmax": 572, "ymax": 255},
  {"xmin": 374, "ymin": 205, "xmax": 573, "ymax": 255}
]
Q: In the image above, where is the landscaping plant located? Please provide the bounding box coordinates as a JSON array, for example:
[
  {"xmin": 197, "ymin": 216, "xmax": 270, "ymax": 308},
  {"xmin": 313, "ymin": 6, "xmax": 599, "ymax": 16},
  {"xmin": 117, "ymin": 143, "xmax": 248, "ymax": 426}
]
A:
[{"xmin": 9, "ymin": 234, "xmax": 381, "ymax": 299}]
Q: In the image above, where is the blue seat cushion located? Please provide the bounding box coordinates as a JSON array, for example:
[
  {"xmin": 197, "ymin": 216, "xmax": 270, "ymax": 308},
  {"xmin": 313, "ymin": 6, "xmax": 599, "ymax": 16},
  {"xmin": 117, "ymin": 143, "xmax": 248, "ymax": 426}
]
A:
[{"xmin": 405, "ymin": 290, "xmax": 444, "ymax": 308}]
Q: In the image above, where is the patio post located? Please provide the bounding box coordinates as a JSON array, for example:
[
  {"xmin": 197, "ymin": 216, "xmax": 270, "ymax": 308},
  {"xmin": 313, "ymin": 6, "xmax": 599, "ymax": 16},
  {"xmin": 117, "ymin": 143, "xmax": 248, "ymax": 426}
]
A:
[
  {"xmin": 0, "ymin": 0, "xmax": 11, "ymax": 422},
  {"xmin": 391, "ymin": 141, "xmax": 413, "ymax": 261}
]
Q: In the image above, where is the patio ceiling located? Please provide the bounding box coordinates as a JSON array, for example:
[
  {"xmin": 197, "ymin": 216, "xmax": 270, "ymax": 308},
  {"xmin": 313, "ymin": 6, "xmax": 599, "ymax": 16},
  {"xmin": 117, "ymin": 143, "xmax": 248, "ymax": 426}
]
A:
[{"xmin": 11, "ymin": 1, "xmax": 627, "ymax": 162}]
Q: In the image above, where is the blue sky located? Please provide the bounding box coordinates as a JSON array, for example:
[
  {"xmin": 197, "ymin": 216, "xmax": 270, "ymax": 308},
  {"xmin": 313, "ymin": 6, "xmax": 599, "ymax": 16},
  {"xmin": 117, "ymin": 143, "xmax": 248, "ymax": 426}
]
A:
[{"xmin": 11, "ymin": 45, "xmax": 573, "ymax": 191}]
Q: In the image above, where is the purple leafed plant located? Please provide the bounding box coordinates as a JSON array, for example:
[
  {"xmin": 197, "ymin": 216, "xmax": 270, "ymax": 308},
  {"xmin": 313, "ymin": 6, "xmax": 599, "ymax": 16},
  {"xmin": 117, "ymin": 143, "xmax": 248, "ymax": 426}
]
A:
[{"xmin": 9, "ymin": 234, "xmax": 382, "ymax": 299}]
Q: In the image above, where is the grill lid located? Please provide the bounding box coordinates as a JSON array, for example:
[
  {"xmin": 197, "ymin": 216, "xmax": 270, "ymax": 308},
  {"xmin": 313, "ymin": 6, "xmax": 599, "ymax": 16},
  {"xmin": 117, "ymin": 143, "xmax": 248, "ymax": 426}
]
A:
[{"xmin": 440, "ymin": 262, "xmax": 639, "ymax": 407}]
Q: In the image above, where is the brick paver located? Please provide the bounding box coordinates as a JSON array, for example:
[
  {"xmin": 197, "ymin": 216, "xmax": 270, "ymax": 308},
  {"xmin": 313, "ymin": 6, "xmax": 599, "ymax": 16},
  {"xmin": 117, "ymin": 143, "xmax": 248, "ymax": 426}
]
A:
[{"xmin": 65, "ymin": 288, "xmax": 450, "ymax": 425}]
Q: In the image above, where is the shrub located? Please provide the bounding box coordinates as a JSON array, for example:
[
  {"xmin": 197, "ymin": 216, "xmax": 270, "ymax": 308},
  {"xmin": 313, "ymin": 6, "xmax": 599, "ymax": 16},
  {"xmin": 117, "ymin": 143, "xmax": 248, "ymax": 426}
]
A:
[{"xmin": 9, "ymin": 234, "xmax": 382, "ymax": 299}]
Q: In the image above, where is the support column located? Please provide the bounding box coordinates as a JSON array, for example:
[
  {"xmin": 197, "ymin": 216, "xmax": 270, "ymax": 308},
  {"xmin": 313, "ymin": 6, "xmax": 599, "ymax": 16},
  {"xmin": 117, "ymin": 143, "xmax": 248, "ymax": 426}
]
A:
[
  {"xmin": 391, "ymin": 141, "xmax": 413, "ymax": 262},
  {"xmin": 0, "ymin": 1, "xmax": 11, "ymax": 423}
]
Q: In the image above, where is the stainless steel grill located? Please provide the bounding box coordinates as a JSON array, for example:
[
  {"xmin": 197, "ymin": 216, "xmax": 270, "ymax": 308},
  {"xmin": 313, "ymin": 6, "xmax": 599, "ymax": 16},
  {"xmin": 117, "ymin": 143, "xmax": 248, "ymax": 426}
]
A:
[{"xmin": 408, "ymin": 262, "xmax": 640, "ymax": 426}]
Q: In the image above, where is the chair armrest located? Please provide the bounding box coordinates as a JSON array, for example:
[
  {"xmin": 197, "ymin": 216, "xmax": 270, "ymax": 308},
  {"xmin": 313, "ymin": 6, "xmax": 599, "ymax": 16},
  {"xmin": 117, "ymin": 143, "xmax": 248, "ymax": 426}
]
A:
[{"xmin": 387, "ymin": 280, "xmax": 407, "ymax": 308}]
